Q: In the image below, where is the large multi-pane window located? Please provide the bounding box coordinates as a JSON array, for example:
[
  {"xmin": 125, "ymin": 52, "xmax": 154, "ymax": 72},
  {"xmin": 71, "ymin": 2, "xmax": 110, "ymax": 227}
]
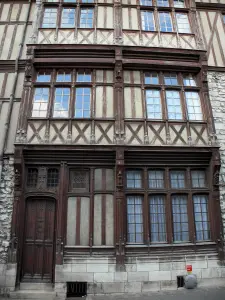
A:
[
  {"xmin": 42, "ymin": 5, "xmax": 94, "ymax": 28},
  {"xmin": 31, "ymin": 69, "xmax": 95, "ymax": 118},
  {"xmin": 126, "ymin": 168, "xmax": 211, "ymax": 244},
  {"xmin": 140, "ymin": 0, "xmax": 191, "ymax": 33},
  {"xmin": 143, "ymin": 72, "xmax": 203, "ymax": 121}
]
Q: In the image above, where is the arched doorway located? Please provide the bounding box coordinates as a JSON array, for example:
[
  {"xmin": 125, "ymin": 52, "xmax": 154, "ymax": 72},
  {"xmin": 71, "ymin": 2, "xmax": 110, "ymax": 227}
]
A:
[{"xmin": 21, "ymin": 197, "xmax": 56, "ymax": 282}]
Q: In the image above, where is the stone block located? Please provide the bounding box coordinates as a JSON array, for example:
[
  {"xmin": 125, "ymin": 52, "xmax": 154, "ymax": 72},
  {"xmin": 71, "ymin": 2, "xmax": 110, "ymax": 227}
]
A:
[
  {"xmin": 114, "ymin": 272, "xmax": 127, "ymax": 282},
  {"xmin": 159, "ymin": 262, "xmax": 172, "ymax": 271},
  {"xmin": 70, "ymin": 272, "xmax": 94, "ymax": 282},
  {"xmin": 94, "ymin": 272, "xmax": 114, "ymax": 283},
  {"xmin": 71, "ymin": 264, "xmax": 87, "ymax": 272},
  {"xmin": 149, "ymin": 270, "xmax": 171, "ymax": 281},
  {"xmin": 127, "ymin": 271, "xmax": 149, "ymax": 282},
  {"xmin": 207, "ymin": 259, "xmax": 220, "ymax": 268},
  {"xmin": 55, "ymin": 270, "xmax": 64, "ymax": 283},
  {"xmin": 6, "ymin": 264, "xmax": 17, "ymax": 276},
  {"xmin": 87, "ymin": 263, "xmax": 108, "ymax": 273},
  {"xmin": 0, "ymin": 276, "xmax": 5, "ymax": 287},
  {"xmin": 102, "ymin": 282, "xmax": 124, "ymax": 294},
  {"xmin": 125, "ymin": 282, "xmax": 142, "ymax": 293},
  {"xmin": 0, "ymin": 264, "xmax": 6, "ymax": 275},
  {"xmin": 186, "ymin": 259, "xmax": 207, "ymax": 269},
  {"xmin": 87, "ymin": 282, "xmax": 104, "ymax": 294},
  {"xmin": 142, "ymin": 281, "xmax": 160, "ymax": 292},
  {"xmin": 160, "ymin": 280, "xmax": 177, "ymax": 290},
  {"xmin": 54, "ymin": 283, "xmax": 66, "ymax": 294},
  {"xmin": 172, "ymin": 261, "xmax": 185, "ymax": 270},
  {"xmin": 108, "ymin": 264, "xmax": 116, "ymax": 273},
  {"xmin": 87, "ymin": 258, "xmax": 108, "ymax": 265},
  {"xmin": 137, "ymin": 262, "xmax": 159, "ymax": 272},
  {"xmin": 5, "ymin": 275, "xmax": 16, "ymax": 288},
  {"xmin": 62, "ymin": 264, "xmax": 72, "ymax": 272},
  {"xmin": 125, "ymin": 264, "xmax": 137, "ymax": 272},
  {"xmin": 201, "ymin": 268, "xmax": 221, "ymax": 279}
]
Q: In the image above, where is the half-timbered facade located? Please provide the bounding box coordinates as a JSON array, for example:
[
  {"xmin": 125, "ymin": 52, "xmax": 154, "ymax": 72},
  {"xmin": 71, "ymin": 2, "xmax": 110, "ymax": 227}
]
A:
[{"xmin": 1, "ymin": 0, "xmax": 225, "ymax": 298}]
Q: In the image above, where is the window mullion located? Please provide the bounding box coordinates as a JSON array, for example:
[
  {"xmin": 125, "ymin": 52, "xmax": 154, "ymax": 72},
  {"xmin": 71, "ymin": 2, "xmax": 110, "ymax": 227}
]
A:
[
  {"xmin": 47, "ymin": 70, "xmax": 56, "ymax": 118},
  {"xmin": 144, "ymin": 168, "xmax": 149, "ymax": 245}
]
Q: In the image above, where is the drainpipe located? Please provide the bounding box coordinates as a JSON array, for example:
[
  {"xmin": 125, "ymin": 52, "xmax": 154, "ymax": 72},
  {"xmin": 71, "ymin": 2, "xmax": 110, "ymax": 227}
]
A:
[{"xmin": 0, "ymin": 0, "xmax": 32, "ymax": 182}]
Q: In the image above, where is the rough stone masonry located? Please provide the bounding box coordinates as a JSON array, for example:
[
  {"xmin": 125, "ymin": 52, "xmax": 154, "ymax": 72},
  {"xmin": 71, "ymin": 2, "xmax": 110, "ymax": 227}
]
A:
[
  {"xmin": 0, "ymin": 157, "xmax": 14, "ymax": 293},
  {"xmin": 208, "ymin": 72, "xmax": 225, "ymax": 235}
]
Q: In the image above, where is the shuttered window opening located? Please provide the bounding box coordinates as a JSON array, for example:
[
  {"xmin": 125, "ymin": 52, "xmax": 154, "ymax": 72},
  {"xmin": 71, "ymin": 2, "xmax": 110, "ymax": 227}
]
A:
[{"xmin": 67, "ymin": 282, "xmax": 87, "ymax": 298}]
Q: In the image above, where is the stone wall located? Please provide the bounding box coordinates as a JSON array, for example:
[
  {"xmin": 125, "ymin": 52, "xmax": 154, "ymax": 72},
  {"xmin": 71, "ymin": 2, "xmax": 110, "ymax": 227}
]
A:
[
  {"xmin": 208, "ymin": 72, "xmax": 225, "ymax": 234},
  {"xmin": 54, "ymin": 254, "xmax": 225, "ymax": 298},
  {"xmin": 0, "ymin": 157, "xmax": 16, "ymax": 294}
]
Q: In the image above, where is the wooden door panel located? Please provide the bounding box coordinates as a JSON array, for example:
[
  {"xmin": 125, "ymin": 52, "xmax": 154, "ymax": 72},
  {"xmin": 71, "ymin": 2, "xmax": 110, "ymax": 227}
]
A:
[{"xmin": 22, "ymin": 198, "xmax": 55, "ymax": 282}]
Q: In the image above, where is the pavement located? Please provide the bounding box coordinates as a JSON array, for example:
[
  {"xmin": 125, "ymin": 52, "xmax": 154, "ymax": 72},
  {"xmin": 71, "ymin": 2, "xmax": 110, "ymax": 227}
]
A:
[{"xmin": 0, "ymin": 286, "xmax": 225, "ymax": 300}]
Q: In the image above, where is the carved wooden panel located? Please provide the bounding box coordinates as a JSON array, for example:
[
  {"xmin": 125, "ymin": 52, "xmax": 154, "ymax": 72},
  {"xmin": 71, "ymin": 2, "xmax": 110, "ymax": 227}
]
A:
[
  {"xmin": 95, "ymin": 122, "xmax": 114, "ymax": 145},
  {"xmin": 125, "ymin": 123, "xmax": 145, "ymax": 145},
  {"xmin": 49, "ymin": 121, "xmax": 68, "ymax": 144},
  {"xmin": 72, "ymin": 121, "xmax": 91, "ymax": 144},
  {"xmin": 27, "ymin": 121, "xmax": 47, "ymax": 144},
  {"xmin": 147, "ymin": 123, "xmax": 167, "ymax": 146},
  {"xmin": 197, "ymin": 10, "xmax": 225, "ymax": 67},
  {"xmin": 190, "ymin": 123, "xmax": 208, "ymax": 145},
  {"xmin": 168, "ymin": 123, "xmax": 188, "ymax": 145}
]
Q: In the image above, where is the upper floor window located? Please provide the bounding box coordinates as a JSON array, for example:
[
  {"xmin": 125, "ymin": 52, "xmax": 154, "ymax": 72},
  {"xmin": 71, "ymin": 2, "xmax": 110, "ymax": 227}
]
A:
[
  {"xmin": 42, "ymin": 5, "xmax": 94, "ymax": 29},
  {"xmin": 143, "ymin": 72, "xmax": 203, "ymax": 121},
  {"xmin": 126, "ymin": 167, "xmax": 210, "ymax": 244},
  {"xmin": 141, "ymin": 11, "xmax": 155, "ymax": 31},
  {"xmin": 159, "ymin": 12, "xmax": 173, "ymax": 32},
  {"xmin": 140, "ymin": 0, "xmax": 186, "ymax": 7},
  {"xmin": 176, "ymin": 13, "xmax": 191, "ymax": 33}
]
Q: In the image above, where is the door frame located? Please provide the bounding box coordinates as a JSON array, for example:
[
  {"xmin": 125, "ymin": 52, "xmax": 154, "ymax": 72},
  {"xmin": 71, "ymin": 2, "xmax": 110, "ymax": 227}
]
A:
[{"xmin": 20, "ymin": 196, "xmax": 57, "ymax": 283}]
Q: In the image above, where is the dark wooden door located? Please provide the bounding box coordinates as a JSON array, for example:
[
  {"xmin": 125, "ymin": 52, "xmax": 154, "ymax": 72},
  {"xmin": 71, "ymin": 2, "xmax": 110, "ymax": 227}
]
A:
[{"xmin": 22, "ymin": 198, "xmax": 55, "ymax": 282}]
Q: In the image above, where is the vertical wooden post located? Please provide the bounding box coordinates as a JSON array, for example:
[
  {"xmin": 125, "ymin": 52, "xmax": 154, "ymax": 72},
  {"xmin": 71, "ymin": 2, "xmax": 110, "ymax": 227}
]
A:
[
  {"xmin": 115, "ymin": 148, "xmax": 125, "ymax": 270},
  {"xmin": 56, "ymin": 161, "xmax": 67, "ymax": 264}
]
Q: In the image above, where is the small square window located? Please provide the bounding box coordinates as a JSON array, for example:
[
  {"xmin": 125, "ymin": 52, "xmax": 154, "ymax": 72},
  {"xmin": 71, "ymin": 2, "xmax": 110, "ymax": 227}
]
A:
[
  {"xmin": 191, "ymin": 170, "xmax": 206, "ymax": 188},
  {"xmin": 56, "ymin": 72, "xmax": 72, "ymax": 82},
  {"xmin": 174, "ymin": 0, "xmax": 185, "ymax": 8},
  {"xmin": 140, "ymin": 0, "xmax": 153, "ymax": 5},
  {"xmin": 36, "ymin": 72, "xmax": 51, "ymax": 82},
  {"xmin": 170, "ymin": 170, "xmax": 185, "ymax": 188},
  {"xmin": 183, "ymin": 74, "xmax": 196, "ymax": 86},
  {"xmin": 157, "ymin": 0, "xmax": 169, "ymax": 6},
  {"xmin": 148, "ymin": 170, "xmax": 164, "ymax": 188},
  {"xmin": 126, "ymin": 170, "xmax": 142, "ymax": 188},
  {"xmin": 145, "ymin": 72, "xmax": 159, "ymax": 84},
  {"xmin": 70, "ymin": 170, "xmax": 89, "ymax": 192},
  {"xmin": 77, "ymin": 71, "xmax": 92, "ymax": 82},
  {"xmin": 164, "ymin": 73, "xmax": 178, "ymax": 85}
]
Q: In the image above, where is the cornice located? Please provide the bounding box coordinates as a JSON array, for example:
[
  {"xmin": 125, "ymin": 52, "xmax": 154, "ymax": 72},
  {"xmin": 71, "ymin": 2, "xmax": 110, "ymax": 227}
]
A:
[{"xmin": 196, "ymin": 2, "xmax": 225, "ymax": 11}]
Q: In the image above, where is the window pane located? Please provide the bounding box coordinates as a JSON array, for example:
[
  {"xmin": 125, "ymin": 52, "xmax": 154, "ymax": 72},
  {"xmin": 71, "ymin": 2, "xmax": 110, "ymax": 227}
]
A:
[
  {"xmin": 53, "ymin": 88, "xmax": 70, "ymax": 118},
  {"xmin": 56, "ymin": 72, "xmax": 72, "ymax": 82},
  {"xmin": 32, "ymin": 88, "xmax": 49, "ymax": 117},
  {"xmin": 145, "ymin": 72, "xmax": 159, "ymax": 84},
  {"xmin": 47, "ymin": 168, "xmax": 59, "ymax": 187},
  {"xmin": 42, "ymin": 8, "xmax": 57, "ymax": 28},
  {"xmin": 193, "ymin": 195, "xmax": 210, "ymax": 241},
  {"xmin": 166, "ymin": 90, "xmax": 182, "ymax": 120},
  {"xmin": 75, "ymin": 88, "xmax": 91, "ymax": 118},
  {"xmin": 164, "ymin": 73, "xmax": 178, "ymax": 85},
  {"xmin": 185, "ymin": 91, "xmax": 202, "ymax": 120},
  {"xmin": 183, "ymin": 74, "xmax": 196, "ymax": 87},
  {"xmin": 170, "ymin": 170, "xmax": 185, "ymax": 188},
  {"xmin": 77, "ymin": 71, "xmax": 92, "ymax": 82},
  {"xmin": 81, "ymin": 0, "xmax": 94, "ymax": 2},
  {"xmin": 148, "ymin": 170, "xmax": 164, "ymax": 188},
  {"xmin": 172, "ymin": 195, "xmax": 189, "ymax": 242},
  {"xmin": 126, "ymin": 170, "xmax": 142, "ymax": 188},
  {"xmin": 37, "ymin": 72, "xmax": 51, "ymax": 82},
  {"xmin": 61, "ymin": 8, "xmax": 75, "ymax": 28},
  {"xmin": 141, "ymin": 11, "xmax": 155, "ymax": 31},
  {"xmin": 80, "ymin": 8, "xmax": 94, "ymax": 28},
  {"xmin": 191, "ymin": 170, "xmax": 206, "ymax": 188},
  {"xmin": 127, "ymin": 196, "xmax": 143, "ymax": 243},
  {"xmin": 150, "ymin": 195, "xmax": 166, "ymax": 242},
  {"xmin": 140, "ymin": 0, "xmax": 153, "ymax": 5},
  {"xmin": 27, "ymin": 168, "xmax": 38, "ymax": 187},
  {"xmin": 159, "ymin": 12, "xmax": 173, "ymax": 32},
  {"xmin": 174, "ymin": 0, "xmax": 185, "ymax": 8},
  {"xmin": 146, "ymin": 90, "xmax": 162, "ymax": 119},
  {"xmin": 176, "ymin": 13, "xmax": 191, "ymax": 33},
  {"xmin": 157, "ymin": 0, "xmax": 169, "ymax": 6}
]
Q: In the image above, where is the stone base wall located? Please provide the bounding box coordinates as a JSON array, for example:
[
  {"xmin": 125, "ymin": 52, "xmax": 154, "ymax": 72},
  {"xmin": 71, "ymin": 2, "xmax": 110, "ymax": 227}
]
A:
[
  {"xmin": 0, "ymin": 157, "xmax": 15, "ymax": 295},
  {"xmin": 54, "ymin": 254, "xmax": 225, "ymax": 298},
  {"xmin": 208, "ymin": 72, "xmax": 225, "ymax": 234}
]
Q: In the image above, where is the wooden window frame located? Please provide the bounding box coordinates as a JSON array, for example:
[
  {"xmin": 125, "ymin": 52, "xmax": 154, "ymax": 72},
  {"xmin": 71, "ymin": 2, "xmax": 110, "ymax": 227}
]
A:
[
  {"xmin": 139, "ymin": 0, "xmax": 192, "ymax": 34},
  {"xmin": 40, "ymin": 2, "xmax": 95, "ymax": 29},
  {"xmin": 125, "ymin": 166, "xmax": 212, "ymax": 245}
]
